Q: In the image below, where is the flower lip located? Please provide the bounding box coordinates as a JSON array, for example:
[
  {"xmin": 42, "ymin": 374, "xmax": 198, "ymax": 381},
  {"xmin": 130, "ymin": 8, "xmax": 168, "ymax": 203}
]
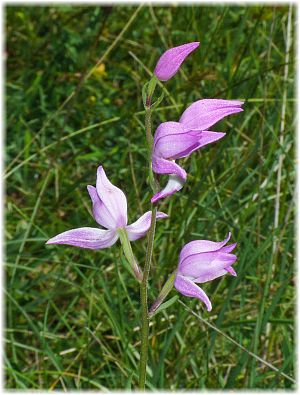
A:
[
  {"xmin": 154, "ymin": 41, "xmax": 200, "ymax": 81},
  {"xmin": 152, "ymin": 155, "xmax": 187, "ymax": 180},
  {"xmin": 151, "ymin": 174, "xmax": 185, "ymax": 204}
]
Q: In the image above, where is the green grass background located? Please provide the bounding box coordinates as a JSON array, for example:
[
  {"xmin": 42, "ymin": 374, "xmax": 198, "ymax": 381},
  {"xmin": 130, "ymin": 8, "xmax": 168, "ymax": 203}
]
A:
[{"xmin": 5, "ymin": 4, "xmax": 295, "ymax": 390}]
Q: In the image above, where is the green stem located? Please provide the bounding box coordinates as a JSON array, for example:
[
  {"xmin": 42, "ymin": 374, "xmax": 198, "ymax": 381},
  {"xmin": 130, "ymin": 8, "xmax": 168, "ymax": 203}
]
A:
[
  {"xmin": 145, "ymin": 107, "xmax": 153, "ymax": 155},
  {"xmin": 145, "ymin": 109, "xmax": 157, "ymax": 193},
  {"xmin": 139, "ymin": 206, "xmax": 157, "ymax": 389},
  {"xmin": 138, "ymin": 77, "xmax": 159, "ymax": 389}
]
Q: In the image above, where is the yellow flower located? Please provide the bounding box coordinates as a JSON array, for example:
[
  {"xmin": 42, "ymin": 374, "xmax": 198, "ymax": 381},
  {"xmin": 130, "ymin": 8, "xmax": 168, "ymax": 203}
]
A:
[{"xmin": 92, "ymin": 63, "xmax": 106, "ymax": 77}]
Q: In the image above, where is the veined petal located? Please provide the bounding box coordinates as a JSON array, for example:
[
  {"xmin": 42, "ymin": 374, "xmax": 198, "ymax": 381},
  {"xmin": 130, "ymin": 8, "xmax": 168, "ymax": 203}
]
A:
[
  {"xmin": 154, "ymin": 42, "xmax": 200, "ymax": 81},
  {"xmin": 179, "ymin": 99, "xmax": 244, "ymax": 131},
  {"xmin": 125, "ymin": 211, "xmax": 168, "ymax": 241},
  {"xmin": 96, "ymin": 166, "xmax": 127, "ymax": 228},
  {"xmin": 155, "ymin": 131, "xmax": 226, "ymax": 160},
  {"xmin": 87, "ymin": 185, "xmax": 116, "ymax": 230},
  {"xmin": 153, "ymin": 123, "xmax": 202, "ymax": 159},
  {"xmin": 180, "ymin": 253, "xmax": 237, "ymax": 282},
  {"xmin": 180, "ymin": 251, "xmax": 217, "ymax": 270},
  {"xmin": 174, "ymin": 275, "xmax": 212, "ymax": 311},
  {"xmin": 154, "ymin": 121, "xmax": 186, "ymax": 144},
  {"xmin": 181, "ymin": 250, "xmax": 237, "ymax": 271},
  {"xmin": 179, "ymin": 233, "xmax": 231, "ymax": 264},
  {"xmin": 46, "ymin": 227, "xmax": 118, "ymax": 250},
  {"xmin": 152, "ymin": 155, "xmax": 187, "ymax": 179},
  {"xmin": 151, "ymin": 174, "xmax": 185, "ymax": 204},
  {"xmin": 193, "ymin": 253, "xmax": 237, "ymax": 282}
]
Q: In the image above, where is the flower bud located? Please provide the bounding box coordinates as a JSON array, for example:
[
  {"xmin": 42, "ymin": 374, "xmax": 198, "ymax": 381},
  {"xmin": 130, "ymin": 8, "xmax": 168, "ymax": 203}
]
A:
[{"xmin": 154, "ymin": 42, "xmax": 200, "ymax": 81}]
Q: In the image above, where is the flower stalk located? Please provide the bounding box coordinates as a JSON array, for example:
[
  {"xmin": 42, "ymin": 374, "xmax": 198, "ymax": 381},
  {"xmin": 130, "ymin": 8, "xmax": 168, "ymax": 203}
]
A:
[
  {"xmin": 118, "ymin": 228, "xmax": 143, "ymax": 283},
  {"xmin": 138, "ymin": 78, "xmax": 159, "ymax": 390},
  {"xmin": 139, "ymin": 206, "xmax": 157, "ymax": 389}
]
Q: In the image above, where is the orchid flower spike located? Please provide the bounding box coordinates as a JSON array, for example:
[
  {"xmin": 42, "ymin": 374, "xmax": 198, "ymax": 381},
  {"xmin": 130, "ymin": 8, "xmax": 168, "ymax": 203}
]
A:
[
  {"xmin": 174, "ymin": 233, "xmax": 237, "ymax": 311},
  {"xmin": 154, "ymin": 42, "xmax": 200, "ymax": 81},
  {"xmin": 46, "ymin": 166, "xmax": 168, "ymax": 250},
  {"xmin": 151, "ymin": 99, "xmax": 244, "ymax": 203}
]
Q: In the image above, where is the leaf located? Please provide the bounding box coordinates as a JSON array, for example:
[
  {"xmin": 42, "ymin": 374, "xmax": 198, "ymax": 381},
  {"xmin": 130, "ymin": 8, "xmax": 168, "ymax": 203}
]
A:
[
  {"xmin": 151, "ymin": 295, "xmax": 179, "ymax": 317},
  {"xmin": 151, "ymin": 92, "xmax": 164, "ymax": 109}
]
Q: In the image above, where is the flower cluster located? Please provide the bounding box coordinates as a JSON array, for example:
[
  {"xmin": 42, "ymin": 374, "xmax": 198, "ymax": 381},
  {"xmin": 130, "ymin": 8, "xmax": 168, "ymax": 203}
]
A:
[
  {"xmin": 151, "ymin": 99, "xmax": 243, "ymax": 203},
  {"xmin": 47, "ymin": 41, "xmax": 242, "ymax": 312}
]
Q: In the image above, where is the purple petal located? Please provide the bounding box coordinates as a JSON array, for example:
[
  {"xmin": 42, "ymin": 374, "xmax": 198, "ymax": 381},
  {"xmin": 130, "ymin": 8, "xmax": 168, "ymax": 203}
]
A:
[
  {"xmin": 180, "ymin": 251, "xmax": 218, "ymax": 270},
  {"xmin": 225, "ymin": 266, "xmax": 237, "ymax": 276},
  {"xmin": 168, "ymin": 131, "xmax": 226, "ymax": 159},
  {"xmin": 180, "ymin": 251, "xmax": 237, "ymax": 282},
  {"xmin": 125, "ymin": 211, "xmax": 168, "ymax": 241},
  {"xmin": 153, "ymin": 122, "xmax": 202, "ymax": 159},
  {"xmin": 194, "ymin": 253, "xmax": 237, "ymax": 282},
  {"xmin": 174, "ymin": 274, "xmax": 212, "ymax": 311},
  {"xmin": 179, "ymin": 233, "xmax": 232, "ymax": 264},
  {"xmin": 87, "ymin": 185, "xmax": 116, "ymax": 230},
  {"xmin": 179, "ymin": 99, "xmax": 244, "ymax": 131},
  {"xmin": 217, "ymin": 252, "xmax": 237, "ymax": 264},
  {"xmin": 193, "ymin": 268, "xmax": 234, "ymax": 283},
  {"xmin": 154, "ymin": 42, "xmax": 200, "ymax": 81},
  {"xmin": 181, "ymin": 250, "xmax": 237, "ymax": 270},
  {"xmin": 152, "ymin": 155, "xmax": 187, "ymax": 179},
  {"xmin": 96, "ymin": 166, "xmax": 127, "ymax": 228},
  {"xmin": 197, "ymin": 131, "xmax": 226, "ymax": 148},
  {"xmin": 220, "ymin": 242, "xmax": 237, "ymax": 254},
  {"xmin": 151, "ymin": 174, "xmax": 185, "ymax": 204},
  {"xmin": 155, "ymin": 134, "xmax": 201, "ymax": 160},
  {"xmin": 46, "ymin": 227, "xmax": 118, "ymax": 250},
  {"xmin": 154, "ymin": 122, "xmax": 186, "ymax": 144}
]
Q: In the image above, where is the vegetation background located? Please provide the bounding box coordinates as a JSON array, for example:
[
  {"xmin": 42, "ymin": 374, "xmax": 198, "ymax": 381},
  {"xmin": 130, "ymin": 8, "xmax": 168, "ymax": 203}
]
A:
[{"xmin": 5, "ymin": 4, "xmax": 295, "ymax": 390}]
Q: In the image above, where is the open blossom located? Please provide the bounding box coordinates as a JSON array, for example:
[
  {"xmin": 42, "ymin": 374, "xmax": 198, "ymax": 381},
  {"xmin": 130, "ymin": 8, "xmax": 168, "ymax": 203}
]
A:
[
  {"xmin": 46, "ymin": 166, "xmax": 168, "ymax": 250},
  {"xmin": 174, "ymin": 233, "xmax": 237, "ymax": 311},
  {"xmin": 151, "ymin": 99, "xmax": 243, "ymax": 203},
  {"xmin": 154, "ymin": 42, "xmax": 200, "ymax": 81}
]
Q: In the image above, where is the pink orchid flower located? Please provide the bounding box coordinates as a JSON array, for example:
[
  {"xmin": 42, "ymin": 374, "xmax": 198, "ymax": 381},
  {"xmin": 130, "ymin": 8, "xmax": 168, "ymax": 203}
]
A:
[
  {"xmin": 151, "ymin": 99, "xmax": 244, "ymax": 203},
  {"xmin": 154, "ymin": 42, "xmax": 200, "ymax": 81},
  {"xmin": 174, "ymin": 233, "xmax": 237, "ymax": 311},
  {"xmin": 46, "ymin": 166, "xmax": 168, "ymax": 249}
]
